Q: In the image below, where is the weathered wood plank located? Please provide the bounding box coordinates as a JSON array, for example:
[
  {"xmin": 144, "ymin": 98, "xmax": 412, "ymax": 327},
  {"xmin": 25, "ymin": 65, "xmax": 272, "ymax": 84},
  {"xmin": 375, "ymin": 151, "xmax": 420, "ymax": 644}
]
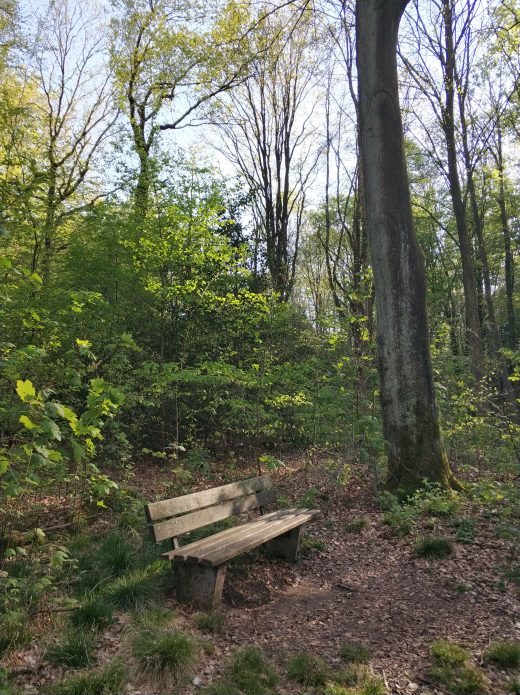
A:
[
  {"xmin": 200, "ymin": 508, "xmax": 319, "ymax": 566},
  {"xmin": 146, "ymin": 474, "xmax": 271, "ymax": 521},
  {"xmin": 151, "ymin": 489, "xmax": 275, "ymax": 542},
  {"xmin": 168, "ymin": 508, "xmax": 319, "ymax": 566}
]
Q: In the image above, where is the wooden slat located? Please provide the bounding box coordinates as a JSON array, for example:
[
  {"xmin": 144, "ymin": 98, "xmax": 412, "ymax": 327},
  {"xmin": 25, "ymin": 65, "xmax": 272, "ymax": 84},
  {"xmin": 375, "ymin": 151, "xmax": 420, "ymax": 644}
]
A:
[
  {"xmin": 167, "ymin": 508, "xmax": 320, "ymax": 566},
  {"xmin": 162, "ymin": 508, "xmax": 286, "ymax": 560},
  {"xmin": 151, "ymin": 489, "xmax": 275, "ymax": 542},
  {"xmin": 146, "ymin": 475, "xmax": 271, "ymax": 521}
]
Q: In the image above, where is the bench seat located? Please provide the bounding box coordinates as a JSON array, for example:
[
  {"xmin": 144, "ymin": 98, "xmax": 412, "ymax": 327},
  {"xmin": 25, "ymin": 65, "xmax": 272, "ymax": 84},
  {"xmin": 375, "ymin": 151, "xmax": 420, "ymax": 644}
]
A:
[{"xmin": 163, "ymin": 507, "xmax": 319, "ymax": 566}]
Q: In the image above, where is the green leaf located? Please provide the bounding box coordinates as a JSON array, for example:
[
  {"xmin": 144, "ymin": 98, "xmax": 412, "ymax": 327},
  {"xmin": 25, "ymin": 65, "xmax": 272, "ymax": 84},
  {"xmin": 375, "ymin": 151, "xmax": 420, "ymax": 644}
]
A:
[
  {"xmin": 19, "ymin": 414, "xmax": 36, "ymax": 430},
  {"xmin": 16, "ymin": 379, "xmax": 36, "ymax": 402},
  {"xmin": 0, "ymin": 456, "xmax": 8, "ymax": 475},
  {"xmin": 40, "ymin": 418, "xmax": 62, "ymax": 441},
  {"xmin": 70, "ymin": 438, "xmax": 85, "ymax": 463}
]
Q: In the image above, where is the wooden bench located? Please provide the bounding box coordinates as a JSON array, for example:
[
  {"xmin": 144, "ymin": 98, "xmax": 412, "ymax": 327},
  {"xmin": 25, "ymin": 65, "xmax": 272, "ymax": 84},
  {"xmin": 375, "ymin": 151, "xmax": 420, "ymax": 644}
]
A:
[{"xmin": 145, "ymin": 474, "xmax": 319, "ymax": 609}]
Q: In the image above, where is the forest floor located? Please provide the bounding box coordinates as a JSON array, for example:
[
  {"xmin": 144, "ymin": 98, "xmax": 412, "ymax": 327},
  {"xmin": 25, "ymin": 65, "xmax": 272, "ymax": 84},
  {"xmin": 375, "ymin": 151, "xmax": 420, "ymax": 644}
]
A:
[{"xmin": 3, "ymin": 455, "xmax": 520, "ymax": 695}]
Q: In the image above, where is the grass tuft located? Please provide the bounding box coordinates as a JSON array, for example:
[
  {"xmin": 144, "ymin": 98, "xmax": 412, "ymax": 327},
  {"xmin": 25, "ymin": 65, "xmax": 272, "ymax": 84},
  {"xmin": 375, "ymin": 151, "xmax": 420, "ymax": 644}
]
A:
[
  {"xmin": 287, "ymin": 652, "xmax": 330, "ymax": 687},
  {"xmin": 71, "ymin": 595, "xmax": 113, "ymax": 632},
  {"xmin": 44, "ymin": 630, "xmax": 96, "ymax": 668},
  {"xmin": 195, "ymin": 611, "xmax": 226, "ymax": 635},
  {"xmin": 431, "ymin": 639, "xmax": 470, "ymax": 667},
  {"xmin": 323, "ymin": 674, "xmax": 386, "ymax": 695},
  {"xmin": 104, "ymin": 563, "xmax": 166, "ymax": 609},
  {"xmin": 508, "ymin": 678, "xmax": 520, "ymax": 694},
  {"xmin": 131, "ymin": 605, "xmax": 173, "ymax": 629},
  {"xmin": 229, "ymin": 646, "xmax": 278, "ymax": 694},
  {"xmin": 45, "ymin": 660, "xmax": 125, "ymax": 695},
  {"xmin": 428, "ymin": 664, "xmax": 485, "ymax": 694},
  {"xmin": 415, "ymin": 536, "xmax": 454, "ymax": 560},
  {"xmin": 0, "ymin": 610, "xmax": 31, "ymax": 656},
  {"xmin": 344, "ymin": 518, "xmax": 369, "ymax": 534},
  {"xmin": 132, "ymin": 627, "xmax": 198, "ymax": 685},
  {"xmin": 484, "ymin": 641, "xmax": 520, "ymax": 669},
  {"xmin": 340, "ymin": 642, "xmax": 372, "ymax": 665}
]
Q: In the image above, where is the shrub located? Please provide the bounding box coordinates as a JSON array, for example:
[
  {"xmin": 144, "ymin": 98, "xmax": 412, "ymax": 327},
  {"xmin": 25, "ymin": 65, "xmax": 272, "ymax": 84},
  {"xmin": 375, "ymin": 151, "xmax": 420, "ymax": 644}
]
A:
[
  {"xmin": 45, "ymin": 661, "xmax": 125, "ymax": 695},
  {"xmin": 195, "ymin": 611, "xmax": 226, "ymax": 635},
  {"xmin": 484, "ymin": 641, "xmax": 520, "ymax": 669},
  {"xmin": 431, "ymin": 639, "xmax": 470, "ymax": 667},
  {"xmin": 287, "ymin": 652, "xmax": 330, "ymax": 687},
  {"xmin": 71, "ymin": 596, "xmax": 113, "ymax": 632},
  {"xmin": 340, "ymin": 642, "xmax": 372, "ymax": 665},
  {"xmin": 415, "ymin": 536, "xmax": 454, "ymax": 560},
  {"xmin": 44, "ymin": 630, "xmax": 96, "ymax": 668},
  {"xmin": 132, "ymin": 628, "xmax": 198, "ymax": 685}
]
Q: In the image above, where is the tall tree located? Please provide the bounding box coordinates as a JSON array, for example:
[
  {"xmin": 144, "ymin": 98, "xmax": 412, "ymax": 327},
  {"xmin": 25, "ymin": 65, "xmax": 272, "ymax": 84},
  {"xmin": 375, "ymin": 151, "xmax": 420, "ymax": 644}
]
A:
[{"xmin": 356, "ymin": 0, "xmax": 455, "ymax": 491}]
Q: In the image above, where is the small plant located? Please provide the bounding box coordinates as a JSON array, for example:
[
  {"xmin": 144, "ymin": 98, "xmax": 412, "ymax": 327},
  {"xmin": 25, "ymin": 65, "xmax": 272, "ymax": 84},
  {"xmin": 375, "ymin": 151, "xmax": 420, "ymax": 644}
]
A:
[
  {"xmin": 132, "ymin": 627, "xmax": 198, "ymax": 685},
  {"xmin": 508, "ymin": 678, "xmax": 520, "ymax": 694},
  {"xmin": 505, "ymin": 565, "xmax": 520, "ymax": 585},
  {"xmin": 131, "ymin": 605, "xmax": 173, "ymax": 628},
  {"xmin": 287, "ymin": 652, "xmax": 330, "ymax": 687},
  {"xmin": 428, "ymin": 664, "xmax": 485, "ymax": 694},
  {"xmin": 45, "ymin": 660, "xmax": 125, "ymax": 695},
  {"xmin": 195, "ymin": 611, "xmax": 226, "ymax": 635},
  {"xmin": 44, "ymin": 630, "xmax": 96, "ymax": 668},
  {"xmin": 344, "ymin": 518, "xmax": 369, "ymax": 534},
  {"xmin": 323, "ymin": 675, "xmax": 386, "ymax": 695},
  {"xmin": 484, "ymin": 641, "xmax": 520, "ymax": 668},
  {"xmin": 97, "ymin": 534, "xmax": 137, "ymax": 575},
  {"xmin": 229, "ymin": 646, "xmax": 278, "ymax": 694},
  {"xmin": 453, "ymin": 518, "xmax": 476, "ymax": 545},
  {"xmin": 298, "ymin": 487, "xmax": 320, "ymax": 508},
  {"xmin": 71, "ymin": 595, "xmax": 113, "ymax": 632},
  {"xmin": 0, "ymin": 610, "xmax": 31, "ymax": 656},
  {"xmin": 340, "ymin": 642, "xmax": 372, "ymax": 664},
  {"xmin": 431, "ymin": 639, "xmax": 470, "ymax": 667},
  {"xmin": 104, "ymin": 564, "xmax": 165, "ymax": 609},
  {"xmin": 302, "ymin": 536, "xmax": 327, "ymax": 553},
  {"xmin": 415, "ymin": 536, "xmax": 454, "ymax": 560}
]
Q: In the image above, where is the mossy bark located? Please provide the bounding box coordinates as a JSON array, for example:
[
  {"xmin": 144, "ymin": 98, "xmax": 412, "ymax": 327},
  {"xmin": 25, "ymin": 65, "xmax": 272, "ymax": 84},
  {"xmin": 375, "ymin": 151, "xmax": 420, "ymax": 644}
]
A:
[{"xmin": 356, "ymin": 0, "xmax": 456, "ymax": 494}]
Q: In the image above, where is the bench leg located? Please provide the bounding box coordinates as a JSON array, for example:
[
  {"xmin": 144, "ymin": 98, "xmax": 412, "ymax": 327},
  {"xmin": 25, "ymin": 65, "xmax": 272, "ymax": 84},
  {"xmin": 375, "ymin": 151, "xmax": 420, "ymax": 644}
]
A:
[
  {"xmin": 263, "ymin": 525, "xmax": 305, "ymax": 562},
  {"xmin": 172, "ymin": 561, "xmax": 227, "ymax": 609}
]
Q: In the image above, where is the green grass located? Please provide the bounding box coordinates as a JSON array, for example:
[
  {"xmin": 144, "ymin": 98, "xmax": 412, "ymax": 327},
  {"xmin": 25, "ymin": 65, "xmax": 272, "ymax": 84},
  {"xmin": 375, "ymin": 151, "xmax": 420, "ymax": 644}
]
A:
[
  {"xmin": 195, "ymin": 611, "xmax": 226, "ymax": 635},
  {"xmin": 415, "ymin": 536, "xmax": 454, "ymax": 560},
  {"xmin": 484, "ymin": 641, "xmax": 520, "ymax": 668},
  {"xmin": 343, "ymin": 518, "xmax": 369, "ymax": 534},
  {"xmin": 508, "ymin": 678, "xmax": 520, "ymax": 694},
  {"xmin": 132, "ymin": 627, "xmax": 198, "ymax": 685},
  {"xmin": 0, "ymin": 610, "xmax": 31, "ymax": 656},
  {"xmin": 204, "ymin": 646, "xmax": 277, "ymax": 695},
  {"xmin": 430, "ymin": 639, "xmax": 470, "ymax": 667},
  {"xmin": 428, "ymin": 664, "xmax": 485, "ymax": 694},
  {"xmin": 453, "ymin": 518, "xmax": 476, "ymax": 544},
  {"xmin": 131, "ymin": 605, "xmax": 173, "ymax": 629},
  {"xmin": 70, "ymin": 595, "xmax": 113, "ymax": 632},
  {"xmin": 302, "ymin": 537, "xmax": 327, "ymax": 553},
  {"xmin": 44, "ymin": 661, "xmax": 125, "ymax": 695},
  {"xmin": 323, "ymin": 675, "xmax": 386, "ymax": 695},
  {"xmin": 44, "ymin": 630, "xmax": 96, "ymax": 668},
  {"xmin": 287, "ymin": 652, "xmax": 330, "ymax": 687},
  {"xmin": 104, "ymin": 562, "xmax": 167, "ymax": 609},
  {"xmin": 340, "ymin": 642, "xmax": 372, "ymax": 664},
  {"xmin": 505, "ymin": 565, "xmax": 520, "ymax": 585}
]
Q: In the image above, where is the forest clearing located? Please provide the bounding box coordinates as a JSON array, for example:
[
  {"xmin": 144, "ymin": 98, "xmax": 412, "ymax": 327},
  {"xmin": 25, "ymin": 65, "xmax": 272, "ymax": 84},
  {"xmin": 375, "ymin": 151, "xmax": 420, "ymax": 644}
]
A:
[{"xmin": 1, "ymin": 0, "xmax": 520, "ymax": 693}]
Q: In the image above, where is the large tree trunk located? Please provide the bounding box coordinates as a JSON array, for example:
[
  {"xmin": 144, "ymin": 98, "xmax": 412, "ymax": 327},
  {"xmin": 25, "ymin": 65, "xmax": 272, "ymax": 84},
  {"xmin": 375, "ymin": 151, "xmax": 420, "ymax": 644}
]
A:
[{"xmin": 356, "ymin": 0, "xmax": 455, "ymax": 493}]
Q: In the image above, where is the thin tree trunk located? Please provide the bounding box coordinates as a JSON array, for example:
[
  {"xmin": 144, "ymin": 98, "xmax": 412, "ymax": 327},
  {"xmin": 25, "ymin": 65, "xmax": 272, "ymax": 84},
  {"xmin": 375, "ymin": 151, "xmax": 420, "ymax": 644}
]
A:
[{"xmin": 356, "ymin": 0, "xmax": 455, "ymax": 492}]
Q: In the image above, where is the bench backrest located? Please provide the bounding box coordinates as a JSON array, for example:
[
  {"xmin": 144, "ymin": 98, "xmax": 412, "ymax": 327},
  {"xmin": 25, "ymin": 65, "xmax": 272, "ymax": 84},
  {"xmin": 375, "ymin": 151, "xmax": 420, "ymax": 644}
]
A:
[{"xmin": 145, "ymin": 474, "xmax": 274, "ymax": 544}]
